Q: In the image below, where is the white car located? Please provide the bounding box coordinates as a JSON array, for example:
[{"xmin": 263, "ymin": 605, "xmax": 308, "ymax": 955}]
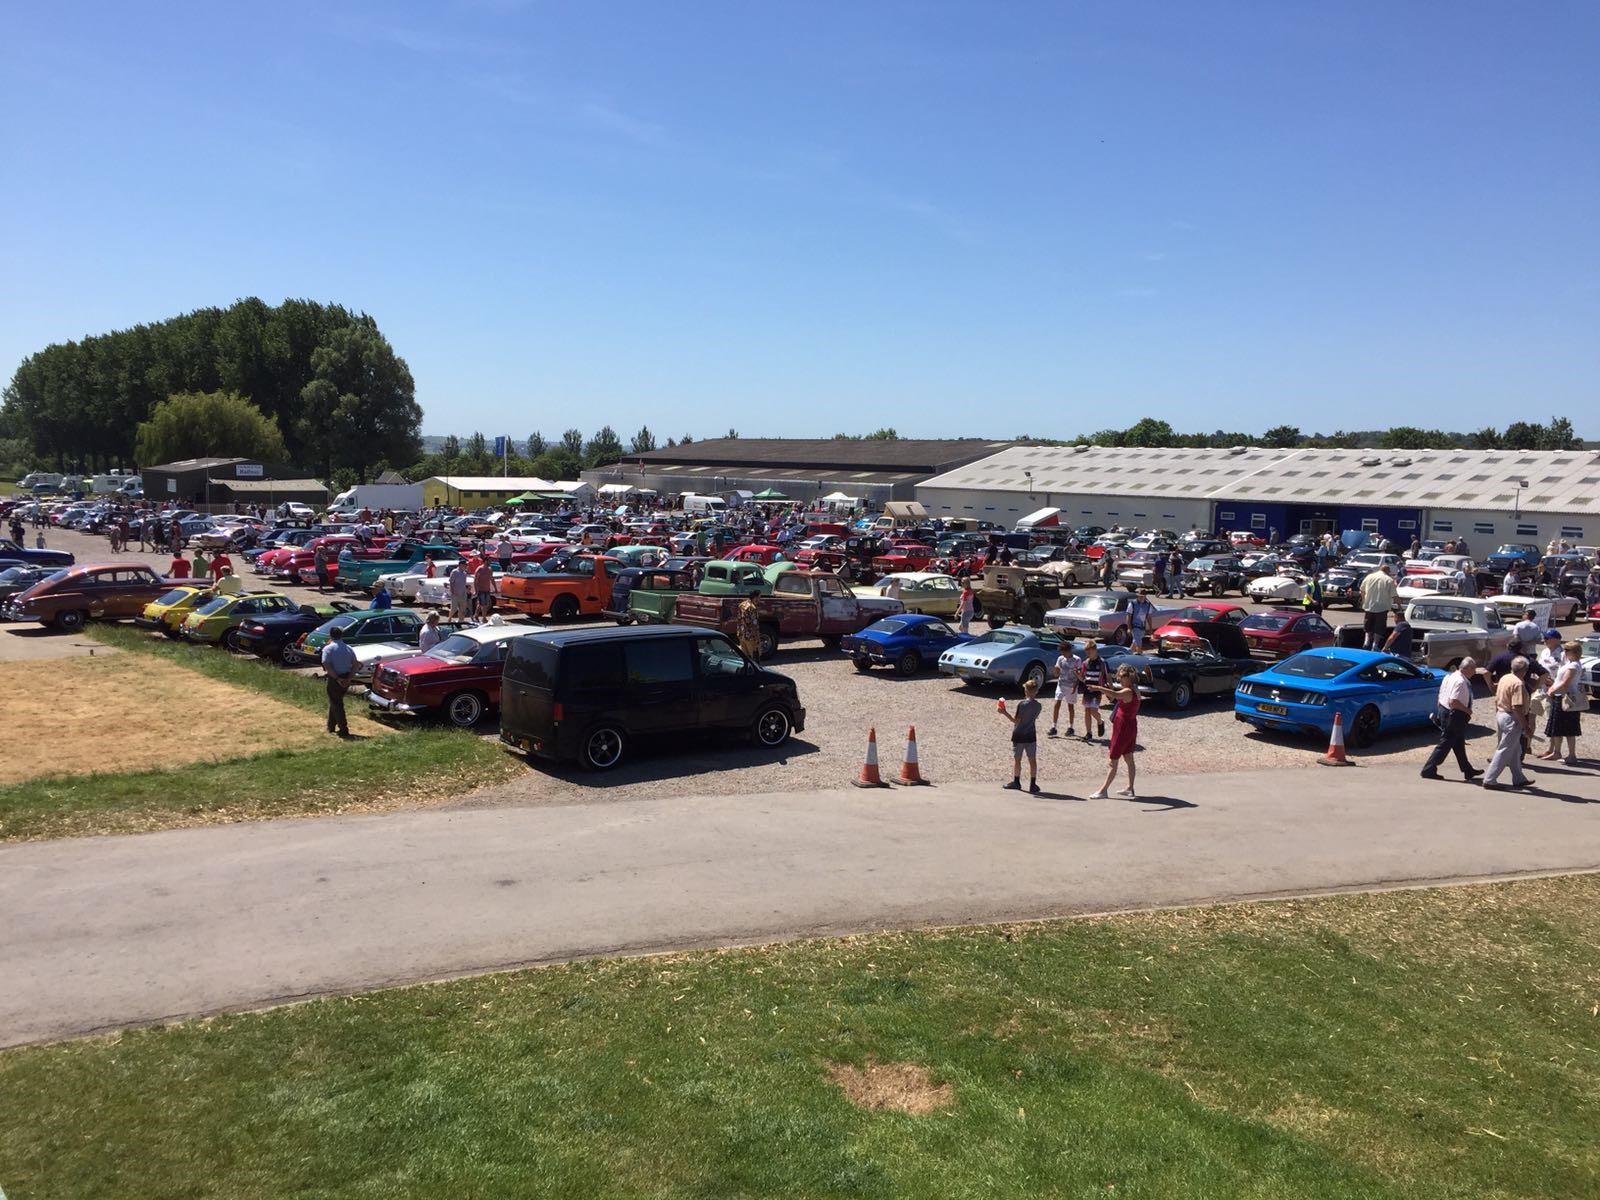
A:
[
  {"xmin": 379, "ymin": 561, "xmax": 461, "ymax": 602},
  {"xmin": 1245, "ymin": 570, "xmax": 1309, "ymax": 603},
  {"xmin": 416, "ymin": 568, "xmax": 507, "ymax": 607},
  {"xmin": 1395, "ymin": 575, "xmax": 1461, "ymax": 607}
]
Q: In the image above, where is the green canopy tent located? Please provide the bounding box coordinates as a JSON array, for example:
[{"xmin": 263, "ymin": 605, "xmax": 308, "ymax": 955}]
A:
[{"xmin": 753, "ymin": 488, "xmax": 788, "ymax": 499}]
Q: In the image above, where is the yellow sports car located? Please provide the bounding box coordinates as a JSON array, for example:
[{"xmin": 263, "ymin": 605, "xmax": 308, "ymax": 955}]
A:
[
  {"xmin": 178, "ymin": 590, "xmax": 300, "ymax": 650},
  {"xmin": 851, "ymin": 572, "xmax": 963, "ymax": 617},
  {"xmin": 136, "ymin": 584, "xmax": 216, "ymax": 638}
]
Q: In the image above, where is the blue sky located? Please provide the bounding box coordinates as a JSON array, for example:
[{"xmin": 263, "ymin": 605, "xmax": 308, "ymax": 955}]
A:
[{"xmin": 3, "ymin": 2, "xmax": 1596, "ymax": 440}]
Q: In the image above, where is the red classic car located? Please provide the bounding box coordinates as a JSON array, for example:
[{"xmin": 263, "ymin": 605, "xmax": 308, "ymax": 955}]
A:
[
  {"xmin": 366, "ymin": 625, "xmax": 526, "ymax": 727},
  {"xmin": 869, "ymin": 540, "xmax": 936, "ymax": 574},
  {"xmin": 1229, "ymin": 531, "xmax": 1267, "ymax": 549},
  {"xmin": 1238, "ymin": 609, "xmax": 1338, "ymax": 659},
  {"xmin": 1152, "ymin": 601, "xmax": 1248, "ymax": 643},
  {"xmin": 721, "ymin": 543, "xmax": 788, "ymax": 566},
  {"xmin": 256, "ymin": 535, "xmax": 393, "ymax": 580}
]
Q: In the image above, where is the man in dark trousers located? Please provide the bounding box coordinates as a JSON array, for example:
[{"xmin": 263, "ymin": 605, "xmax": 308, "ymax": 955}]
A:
[
  {"xmin": 320, "ymin": 626, "xmax": 357, "ymax": 738},
  {"xmin": 1419, "ymin": 657, "xmax": 1481, "ymax": 781}
]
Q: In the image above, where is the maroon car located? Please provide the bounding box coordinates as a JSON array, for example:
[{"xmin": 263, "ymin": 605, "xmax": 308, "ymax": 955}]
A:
[
  {"xmin": 366, "ymin": 625, "xmax": 524, "ymax": 728},
  {"xmin": 1238, "ymin": 609, "xmax": 1338, "ymax": 660}
]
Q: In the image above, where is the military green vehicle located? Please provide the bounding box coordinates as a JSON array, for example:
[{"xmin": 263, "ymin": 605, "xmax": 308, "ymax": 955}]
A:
[{"xmin": 973, "ymin": 563, "xmax": 1063, "ymax": 628}]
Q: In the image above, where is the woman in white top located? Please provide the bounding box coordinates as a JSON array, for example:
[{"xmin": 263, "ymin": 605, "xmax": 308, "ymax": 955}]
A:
[{"xmin": 1537, "ymin": 641, "xmax": 1584, "ymax": 765}]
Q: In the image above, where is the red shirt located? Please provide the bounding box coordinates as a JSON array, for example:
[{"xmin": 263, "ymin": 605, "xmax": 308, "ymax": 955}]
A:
[
  {"xmin": 209, "ymin": 554, "xmax": 233, "ymax": 579},
  {"xmin": 169, "ymin": 558, "xmax": 191, "ymax": 579}
]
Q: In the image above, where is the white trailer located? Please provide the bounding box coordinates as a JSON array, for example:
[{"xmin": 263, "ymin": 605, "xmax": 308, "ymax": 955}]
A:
[{"xmin": 330, "ymin": 483, "xmax": 424, "ymax": 513}]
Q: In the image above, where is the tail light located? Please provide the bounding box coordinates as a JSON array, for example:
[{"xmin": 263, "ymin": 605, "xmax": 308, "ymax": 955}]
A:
[{"xmin": 552, "ymin": 702, "xmax": 564, "ymax": 723}]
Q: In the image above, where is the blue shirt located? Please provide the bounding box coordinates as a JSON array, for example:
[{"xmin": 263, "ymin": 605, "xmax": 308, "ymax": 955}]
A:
[
  {"xmin": 321, "ymin": 639, "xmax": 357, "ymax": 679},
  {"xmin": 370, "ymin": 589, "xmax": 391, "ymax": 609}
]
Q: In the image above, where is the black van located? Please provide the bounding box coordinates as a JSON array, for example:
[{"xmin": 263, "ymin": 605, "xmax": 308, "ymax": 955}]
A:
[{"xmin": 500, "ymin": 624, "xmax": 806, "ymax": 770}]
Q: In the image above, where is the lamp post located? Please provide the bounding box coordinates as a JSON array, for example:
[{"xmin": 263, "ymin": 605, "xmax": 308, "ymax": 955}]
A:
[
  {"xmin": 1514, "ymin": 479, "xmax": 1527, "ymax": 521},
  {"xmin": 1024, "ymin": 469, "xmax": 1034, "ymax": 500}
]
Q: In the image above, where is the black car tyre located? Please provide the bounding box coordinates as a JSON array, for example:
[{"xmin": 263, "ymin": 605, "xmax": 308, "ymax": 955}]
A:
[
  {"xmin": 989, "ymin": 616, "xmax": 1006, "ymax": 630},
  {"xmin": 278, "ymin": 641, "xmax": 304, "ymax": 666},
  {"xmin": 758, "ymin": 625, "xmax": 779, "ymax": 660},
  {"xmin": 162, "ymin": 626, "xmax": 181, "ymax": 640},
  {"xmin": 896, "ymin": 649, "xmax": 922, "ymax": 676},
  {"xmin": 55, "ymin": 608, "xmax": 86, "ymax": 632},
  {"xmin": 221, "ymin": 628, "xmax": 244, "ymax": 653},
  {"xmin": 582, "ymin": 724, "xmax": 625, "ymax": 769},
  {"xmin": 1350, "ymin": 704, "xmax": 1381, "ymax": 749},
  {"xmin": 853, "ymin": 654, "xmax": 874, "ymax": 673},
  {"xmin": 550, "ymin": 594, "xmax": 579, "ymax": 621},
  {"xmin": 1212, "ymin": 581, "xmax": 1226, "ymax": 598},
  {"xmin": 1168, "ymin": 680, "xmax": 1194, "ymax": 710},
  {"xmin": 444, "ymin": 690, "xmax": 486, "ymax": 728},
  {"xmin": 1112, "ymin": 626, "xmax": 1130, "ymax": 647},
  {"xmin": 753, "ymin": 705, "xmax": 792, "ymax": 748},
  {"xmin": 1024, "ymin": 660, "xmax": 1048, "ymax": 691}
]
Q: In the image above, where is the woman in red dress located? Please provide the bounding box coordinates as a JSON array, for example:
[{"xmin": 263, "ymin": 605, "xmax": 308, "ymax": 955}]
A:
[{"xmin": 1088, "ymin": 664, "xmax": 1141, "ymax": 799}]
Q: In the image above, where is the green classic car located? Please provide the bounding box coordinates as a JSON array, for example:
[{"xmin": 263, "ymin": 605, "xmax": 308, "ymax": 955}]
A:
[
  {"xmin": 298, "ymin": 607, "xmax": 443, "ymax": 655},
  {"xmin": 179, "ymin": 591, "xmax": 300, "ymax": 649}
]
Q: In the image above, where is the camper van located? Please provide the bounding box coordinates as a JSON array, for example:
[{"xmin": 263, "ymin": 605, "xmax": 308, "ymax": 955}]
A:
[
  {"xmin": 18, "ymin": 472, "xmax": 64, "ymax": 491},
  {"xmin": 866, "ymin": 501, "xmax": 928, "ymax": 531},
  {"xmin": 682, "ymin": 493, "xmax": 727, "ymax": 516},
  {"xmin": 90, "ymin": 471, "xmax": 141, "ymax": 494}
]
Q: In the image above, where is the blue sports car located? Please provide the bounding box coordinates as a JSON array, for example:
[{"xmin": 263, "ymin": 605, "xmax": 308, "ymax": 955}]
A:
[
  {"xmin": 1234, "ymin": 647, "xmax": 1445, "ymax": 748},
  {"xmin": 842, "ymin": 612, "xmax": 973, "ymax": 675}
]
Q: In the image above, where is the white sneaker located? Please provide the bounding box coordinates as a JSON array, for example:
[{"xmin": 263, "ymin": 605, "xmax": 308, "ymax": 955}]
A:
[
  {"xmin": 1087, "ymin": 789, "xmax": 1108, "ymax": 799},
  {"xmin": 1115, "ymin": 788, "xmax": 1136, "ymax": 798}
]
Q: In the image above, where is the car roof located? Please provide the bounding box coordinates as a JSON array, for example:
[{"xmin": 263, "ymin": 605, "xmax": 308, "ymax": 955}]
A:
[{"xmin": 522, "ymin": 623, "xmax": 718, "ymax": 649}]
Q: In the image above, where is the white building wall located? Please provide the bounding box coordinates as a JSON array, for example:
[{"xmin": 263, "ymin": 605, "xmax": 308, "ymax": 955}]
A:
[
  {"xmin": 1424, "ymin": 508, "xmax": 1595, "ymax": 551},
  {"xmin": 915, "ymin": 487, "xmax": 1212, "ymax": 532}
]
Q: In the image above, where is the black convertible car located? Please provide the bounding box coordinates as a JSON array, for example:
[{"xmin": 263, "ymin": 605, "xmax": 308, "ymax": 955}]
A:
[
  {"xmin": 1121, "ymin": 621, "xmax": 1266, "ymax": 710},
  {"xmin": 232, "ymin": 600, "xmax": 362, "ymax": 665}
]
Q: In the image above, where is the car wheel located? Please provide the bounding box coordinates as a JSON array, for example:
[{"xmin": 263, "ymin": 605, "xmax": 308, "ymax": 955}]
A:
[
  {"xmin": 221, "ymin": 628, "xmax": 244, "ymax": 653},
  {"xmin": 550, "ymin": 595, "xmax": 579, "ymax": 621},
  {"xmin": 161, "ymin": 626, "xmax": 181, "ymax": 640},
  {"xmin": 853, "ymin": 654, "xmax": 874, "ymax": 673},
  {"xmin": 1112, "ymin": 626, "xmax": 1130, "ymax": 647},
  {"xmin": 1349, "ymin": 704, "xmax": 1381, "ymax": 748},
  {"xmin": 895, "ymin": 649, "xmax": 922, "ymax": 676},
  {"xmin": 1024, "ymin": 660, "xmax": 1048, "ymax": 692},
  {"xmin": 753, "ymin": 705, "xmax": 792, "ymax": 748},
  {"xmin": 1168, "ymin": 680, "xmax": 1194, "ymax": 710},
  {"xmin": 444, "ymin": 690, "xmax": 486, "ymax": 728},
  {"xmin": 1212, "ymin": 581, "xmax": 1226, "ymax": 598},
  {"xmin": 582, "ymin": 724, "xmax": 625, "ymax": 770},
  {"xmin": 757, "ymin": 625, "xmax": 779, "ymax": 660},
  {"xmin": 820, "ymin": 634, "xmax": 843, "ymax": 650},
  {"xmin": 278, "ymin": 642, "xmax": 303, "ymax": 666},
  {"xmin": 55, "ymin": 609, "xmax": 86, "ymax": 632}
]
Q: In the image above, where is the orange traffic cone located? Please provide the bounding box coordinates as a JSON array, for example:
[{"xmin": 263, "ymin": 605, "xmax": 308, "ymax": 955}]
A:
[
  {"xmin": 854, "ymin": 726, "xmax": 889, "ymax": 787},
  {"xmin": 1318, "ymin": 710, "xmax": 1352, "ymax": 766},
  {"xmin": 895, "ymin": 725, "xmax": 929, "ymax": 785}
]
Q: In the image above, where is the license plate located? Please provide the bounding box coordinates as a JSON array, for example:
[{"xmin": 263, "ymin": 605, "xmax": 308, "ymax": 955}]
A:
[
  {"xmin": 956, "ymin": 667, "xmax": 973, "ymax": 677},
  {"xmin": 1258, "ymin": 702, "xmax": 1289, "ymax": 716}
]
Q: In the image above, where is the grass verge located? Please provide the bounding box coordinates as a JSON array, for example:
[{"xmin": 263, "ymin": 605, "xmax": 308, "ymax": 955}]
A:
[
  {"xmin": 2, "ymin": 875, "xmax": 1597, "ymax": 1198},
  {"xmin": 0, "ymin": 626, "xmax": 519, "ymax": 840}
]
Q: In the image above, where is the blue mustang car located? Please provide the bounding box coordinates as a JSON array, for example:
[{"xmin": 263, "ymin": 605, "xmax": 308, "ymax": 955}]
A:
[
  {"xmin": 1234, "ymin": 647, "xmax": 1445, "ymax": 747},
  {"xmin": 842, "ymin": 612, "xmax": 973, "ymax": 675}
]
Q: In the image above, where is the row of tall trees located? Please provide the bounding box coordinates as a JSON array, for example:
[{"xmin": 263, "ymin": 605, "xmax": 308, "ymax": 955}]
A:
[
  {"xmin": 1, "ymin": 298, "xmax": 422, "ymax": 481},
  {"xmin": 403, "ymin": 425, "xmax": 691, "ymax": 483},
  {"xmin": 1039, "ymin": 416, "xmax": 1584, "ymax": 452}
]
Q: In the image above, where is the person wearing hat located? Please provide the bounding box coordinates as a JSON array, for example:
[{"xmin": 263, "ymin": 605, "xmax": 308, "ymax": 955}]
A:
[
  {"xmin": 1127, "ymin": 587, "xmax": 1157, "ymax": 652},
  {"xmin": 1536, "ymin": 629, "xmax": 1565, "ymax": 677}
]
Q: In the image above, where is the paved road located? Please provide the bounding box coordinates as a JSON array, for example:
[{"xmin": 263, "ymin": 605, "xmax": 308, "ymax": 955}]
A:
[{"xmin": 5, "ymin": 762, "xmax": 1599, "ymax": 1047}]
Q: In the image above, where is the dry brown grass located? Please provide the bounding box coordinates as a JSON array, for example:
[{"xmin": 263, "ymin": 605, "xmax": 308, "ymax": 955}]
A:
[
  {"xmin": 825, "ymin": 1058, "xmax": 955, "ymax": 1114},
  {"xmin": 0, "ymin": 656, "xmax": 390, "ymax": 785}
]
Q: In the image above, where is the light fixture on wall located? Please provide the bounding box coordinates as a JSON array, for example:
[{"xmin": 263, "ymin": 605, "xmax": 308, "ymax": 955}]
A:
[
  {"xmin": 1023, "ymin": 469, "xmax": 1034, "ymax": 499},
  {"xmin": 1514, "ymin": 478, "xmax": 1528, "ymax": 520}
]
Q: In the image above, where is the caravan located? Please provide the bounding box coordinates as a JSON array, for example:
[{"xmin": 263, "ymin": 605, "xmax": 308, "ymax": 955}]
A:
[{"xmin": 682, "ymin": 493, "xmax": 727, "ymax": 517}]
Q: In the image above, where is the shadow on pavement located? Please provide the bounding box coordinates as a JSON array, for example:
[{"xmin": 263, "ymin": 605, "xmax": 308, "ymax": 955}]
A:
[{"xmin": 512, "ymin": 736, "xmax": 822, "ymax": 788}]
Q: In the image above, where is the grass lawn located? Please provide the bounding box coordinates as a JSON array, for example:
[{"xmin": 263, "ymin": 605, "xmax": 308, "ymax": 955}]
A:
[
  {"xmin": 2, "ymin": 875, "xmax": 1596, "ymax": 1198},
  {"xmin": 0, "ymin": 625, "xmax": 520, "ymax": 840}
]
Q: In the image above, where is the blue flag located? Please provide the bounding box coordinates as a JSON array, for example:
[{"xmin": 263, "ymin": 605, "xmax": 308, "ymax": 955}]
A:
[{"xmin": 494, "ymin": 435, "xmax": 507, "ymax": 458}]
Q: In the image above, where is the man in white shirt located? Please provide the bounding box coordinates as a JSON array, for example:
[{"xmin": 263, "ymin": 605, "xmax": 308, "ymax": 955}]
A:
[
  {"xmin": 1420, "ymin": 657, "xmax": 1481, "ymax": 781},
  {"xmin": 1360, "ymin": 564, "xmax": 1397, "ymax": 650}
]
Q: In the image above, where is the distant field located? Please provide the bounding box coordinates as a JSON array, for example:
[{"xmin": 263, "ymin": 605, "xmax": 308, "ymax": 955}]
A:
[{"xmin": 2, "ymin": 875, "xmax": 1596, "ymax": 1198}]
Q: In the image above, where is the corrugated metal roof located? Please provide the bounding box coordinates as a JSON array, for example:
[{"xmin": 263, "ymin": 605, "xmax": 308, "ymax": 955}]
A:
[{"xmin": 919, "ymin": 446, "xmax": 1600, "ymax": 515}]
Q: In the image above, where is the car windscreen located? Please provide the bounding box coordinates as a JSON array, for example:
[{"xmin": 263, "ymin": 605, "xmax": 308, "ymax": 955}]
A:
[
  {"xmin": 1241, "ymin": 613, "xmax": 1294, "ymax": 632},
  {"xmin": 153, "ymin": 587, "xmax": 197, "ymax": 605},
  {"xmin": 426, "ymin": 634, "xmax": 480, "ymax": 663},
  {"xmin": 976, "ymin": 629, "xmax": 1028, "ymax": 646},
  {"xmin": 1274, "ymin": 654, "xmax": 1357, "ymax": 679},
  {"xmin": 1187, "ymin": 559, "xmax": 1219, "ymax": 571},
  {"xmin": 1069, "ymin": 596, "xmax": 1116, "ymax": 611},
  {"xmin": 865, "ymin": 618, "xmax": 909, "ymax": 636}
]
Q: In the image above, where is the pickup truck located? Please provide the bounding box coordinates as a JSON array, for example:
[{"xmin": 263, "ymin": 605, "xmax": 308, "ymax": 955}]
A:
[
  {"xmin": 604, "ymin": 566, "xmax": 699, "ymax": 623},
  {"xmin": 674, "ymin": 569, "xmax": 904, "ymax": 658},
  {"xmin": 630, "ymin": 561, "xmax": 792, "ymax": 625},
  {"xmin": 1403, "ymin": 596, "xmax": 1514, "ymax": 670},
  {"xmin": 4, "ymin": 563, "xmax": 187, "ymax": 631},
  {"xmin": 499, "ymin": 555, "xmax": 622, "ymax": 620},
  {"xmin": 336, "ymin": 540, "xmax": 458, "ymax": 592},
  {"xmin": 0, "ymin": 536, "xmax": 73, "ymax": 569}
]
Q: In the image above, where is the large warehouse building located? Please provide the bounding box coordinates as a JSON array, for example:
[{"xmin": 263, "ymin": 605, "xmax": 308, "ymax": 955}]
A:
[
  {"xmin": 582, "ymin": 437, "xmax": 1020, "ymax": 506},
  {"xmin": 916, "ymin": 444, "xmax": 1600, "ymax": 548}
]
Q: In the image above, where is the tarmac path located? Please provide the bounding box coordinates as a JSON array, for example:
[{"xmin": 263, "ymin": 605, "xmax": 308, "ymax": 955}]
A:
[{"xmin": 4, "ymin": 761, "xmax": 1599, "ymax": 1047}]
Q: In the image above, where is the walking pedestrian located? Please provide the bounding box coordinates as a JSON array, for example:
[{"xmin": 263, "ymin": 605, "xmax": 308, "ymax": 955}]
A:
[
  {"xmin": 1088, "ymin": 664, "xmax": 1142, "ymax": 799},
  {"xmin": 998, "ymin": 678, "xmax": 1042, "ymax": 794},
  {"xmin": 958, "ymin": 581, "xmax": 975, "ymax": 635},
  {"xmin": 473, "ymin": 558, "xmax": 496, "ymax": 620},
  {"xmin": 1419, "ymin": 657, "xmax": 1481, "ymax": 780},
  {"xmin": 1167, "ymin": 548, "xmax": 1185, "ymax": 598},
  {"xmin": 191, "ymin": 547, "xmax": 209, "ymax": 579},
  {"xmin": 1048, "ymin": 641, "xmax": 1077, "ymax": 737},
  {"xmin": 314, "ymin": 543, "xmax": 333, "ymax": 592},
  {"xmin": 321, "ymin": 626, "xmax": 356, "ymax": 739},
  {"xmin": 167, "ymin": 551, "xmax": 191, "ymax": 579},
  {"xmin": 1127, "ymin": 588, "xmax": 1156, "ymax": 652},
  {"xmin": 1480, "ymin": 656, "xmax": 1532, "ymax": 790},
  {"xmin": 1537, "ymin": 641, "xmax": 1585, "ymax": 764},
  {"xmin": 1076, "ymin": 641, "xmax": 1109, "ymax": 741},
  {"xmin": 736, "ymin": 590, "xmax": 762, "ymax": 659},
  {"xmin": 448, "ymin": 563, "xmax": 469, "ymax": 620}
]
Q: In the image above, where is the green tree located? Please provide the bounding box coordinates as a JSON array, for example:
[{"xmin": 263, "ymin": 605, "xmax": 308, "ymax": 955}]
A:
[
  {"xmin": 585, "ymin": 425, "xmax": 624, "ymax": 468},
  {"xmin": 560, "ymin": 428, "xmax": 585, "ymax": 457},
  {"xmin": 295, "ymin": 320, "xmax": 421, "ymax": 481},
  {"xmin": 1468, "ymin": 427, "xmax": 1501, "ymax": 450},
  {"xmin": 1261, "ymin": 424, "xmax": 1301, "ymax": 448},
  {"xmin": 665, "ymin": 436, "xmax": 678, "ymax": 448},
  {"xmin": 725, "ymin": 428, "xmax": 739, "ymax": 439},
  {"xmin": 1502, "ymin": 421, "xmax": 1542, "ymax": 451},
  {"xmin": 630, "ymin": 425, "xmax": 656, "ymax": 454},
  {"xmin": 1541, "ymin": 416, "xmax": 1581, "ymax": 450},
  {"xmin": 442, "ymin": 435, "xmax": 461, "ymax": 463},
  {"xmin": 466, "ymin": 432, "xmax": 488, "ymax": 459},
  {"xmin": 531, "ymin": 448, "xmax": 582, "ymax": 480},
  {"xmin": 526, "ymin": 431, "xmax": 546, "ymax": 457},
  {"xmin": 865, "ymin": 427, "xmax": 898, "ymax": 440},
  {"xmin": 680, "ymin": 433, "xmax": 694, "ymax": 445},
  {"xmin": 1377, "ymin": 427, "xmax": 1446, "ymax": 449},
  {"xmin": 133, "ymin": 390, "xmax": 288, "ymax": 466}
]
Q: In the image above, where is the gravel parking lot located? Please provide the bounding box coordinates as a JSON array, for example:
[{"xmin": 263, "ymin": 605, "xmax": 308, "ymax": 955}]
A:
[{"xmin": 13, "ymin": 525, "xmax": 1590, "ymax": 808}]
